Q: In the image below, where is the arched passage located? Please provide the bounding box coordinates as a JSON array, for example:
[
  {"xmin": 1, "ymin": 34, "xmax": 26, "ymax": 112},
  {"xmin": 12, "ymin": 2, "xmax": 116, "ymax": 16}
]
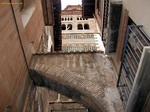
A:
[{"xmin": 30, "ymin": 69, "xmax": 105, "ymax": 112}]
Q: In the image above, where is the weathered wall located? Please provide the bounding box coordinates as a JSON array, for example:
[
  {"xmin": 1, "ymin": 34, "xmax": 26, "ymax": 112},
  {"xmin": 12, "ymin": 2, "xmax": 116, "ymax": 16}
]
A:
[
  {"xmin": 0, "ymin": 0, "xmax": 44, "ymax": 111},
  {"xmin": 94, "ymin": 0, "xmax": 104, "ymax": 32},
  {"xmin": 30, "ymin": 53, "xmax": 124, "ymax": 112}
]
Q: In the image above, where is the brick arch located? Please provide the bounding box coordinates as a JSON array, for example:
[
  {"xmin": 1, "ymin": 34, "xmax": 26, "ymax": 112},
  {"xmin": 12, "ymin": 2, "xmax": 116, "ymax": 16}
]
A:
[
  {"xmin": 29, "ymin": 54, "xmax": 123, "ymax": 112},
  {"xmin": 29, "ymin": 69, "xmax": 106, "ymax": 112}
]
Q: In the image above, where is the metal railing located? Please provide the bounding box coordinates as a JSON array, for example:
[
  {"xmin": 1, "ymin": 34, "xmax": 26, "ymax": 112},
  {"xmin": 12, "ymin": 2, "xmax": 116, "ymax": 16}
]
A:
[{"xmin": 117, "ymin": 25, "xmax": 150, "ymax": 108}]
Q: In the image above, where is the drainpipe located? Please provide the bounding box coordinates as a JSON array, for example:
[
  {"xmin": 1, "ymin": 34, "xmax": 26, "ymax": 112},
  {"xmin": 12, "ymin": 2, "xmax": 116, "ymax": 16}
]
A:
[{"xmin": 9, "ymin": 0, "xmax": 29, "ymax": 71}]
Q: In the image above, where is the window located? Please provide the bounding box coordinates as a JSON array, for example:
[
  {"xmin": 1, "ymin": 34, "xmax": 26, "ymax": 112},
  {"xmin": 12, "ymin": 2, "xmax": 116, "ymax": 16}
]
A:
[
  {"xmin": 67, "ymin": 24, "xmax": 72, "ymax": 30},
  {"xmin": 70, "ymin": 18, "xmax": 73, "ymax": 20},
  {"xmin": 62, "ymin": 24, "xmax": 66, "ymax": 30},
  {"xmin": 77, "ymin": 24, "xmax": 83, "ymax": 30},
  {"xmin": 84, "ymin": 24, "xmax": 90, "ymax": 30},
  {"xmin": 62, "ymin": 18, "xmax": 64, "ymax": 21},
  {"xmin": 77, "ymin": 17, "xmax": 79, "ymax": 20}
]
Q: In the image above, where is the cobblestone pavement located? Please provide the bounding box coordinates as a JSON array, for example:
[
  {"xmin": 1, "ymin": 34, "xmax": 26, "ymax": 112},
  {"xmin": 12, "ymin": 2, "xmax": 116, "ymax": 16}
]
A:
[{"xmin": 30, "ymin": 53, "xmax": 124, "ymax": 112}]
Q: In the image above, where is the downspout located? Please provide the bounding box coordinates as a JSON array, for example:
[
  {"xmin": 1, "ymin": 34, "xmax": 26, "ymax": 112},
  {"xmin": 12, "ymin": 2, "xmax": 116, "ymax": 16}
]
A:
[{"xmin": 9, "ymin": 0, "xmax": 29, "ymax": 71}]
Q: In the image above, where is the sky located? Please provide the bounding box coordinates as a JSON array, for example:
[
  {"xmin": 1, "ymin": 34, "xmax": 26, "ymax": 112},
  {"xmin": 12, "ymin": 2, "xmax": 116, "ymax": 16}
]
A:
[{"xmin": 61, "ymin": 0, "xmax": 82, "ymax": 10}]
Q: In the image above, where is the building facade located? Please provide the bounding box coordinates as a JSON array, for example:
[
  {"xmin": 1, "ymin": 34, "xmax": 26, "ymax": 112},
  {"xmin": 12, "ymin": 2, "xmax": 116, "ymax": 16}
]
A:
[
  {"xmin": 0, "ymin": 0, "xmax": 44, "ymax": 111},
  {"xmin": 82, "ymin": 0, "xmax": 150, "ymax": 111},
  {"xmin": 61, "ymin": 5, "xmax": 104, "ymax": 52},
  {"xmin": 0, "ymin": 0, "xmax": 61, "ymax": 111}
]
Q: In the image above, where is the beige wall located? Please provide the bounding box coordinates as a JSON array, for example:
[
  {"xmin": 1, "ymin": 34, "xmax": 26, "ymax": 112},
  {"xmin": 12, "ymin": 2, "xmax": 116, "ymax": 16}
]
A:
[
  {"xmin": 122, "ymin": 0, "xmax": 150, "ymax": 36},
  {"xmin": 0, "ymin": 0, "xmax": 44, "ymax": 111}
]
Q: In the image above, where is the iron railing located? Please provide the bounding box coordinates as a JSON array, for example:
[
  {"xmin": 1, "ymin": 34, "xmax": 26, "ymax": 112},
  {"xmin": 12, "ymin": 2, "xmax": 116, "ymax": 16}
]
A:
[{"xmin": 117, "ymin": 25, "xmax": 150, "ymax": 108}]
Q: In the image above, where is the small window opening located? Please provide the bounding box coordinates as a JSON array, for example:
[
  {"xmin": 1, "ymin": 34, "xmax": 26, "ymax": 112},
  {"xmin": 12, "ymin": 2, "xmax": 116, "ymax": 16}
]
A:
[
  {"xmin": 67, "ymin": 24, "xmax": 72, "ymax": 30},
  {"xmin": 84, "ymin": 24, "xmax": 90, "ymax": 30},
  {"xmin": 62, "ymin": 24, "xmax": 66, "ymax": 30},
  {"xmin": 78, "ymin": 24, "xmax": 83, "ymax": 30}
]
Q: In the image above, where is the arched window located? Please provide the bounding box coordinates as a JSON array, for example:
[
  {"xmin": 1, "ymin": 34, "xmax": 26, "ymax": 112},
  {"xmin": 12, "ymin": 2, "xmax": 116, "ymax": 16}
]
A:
[
  {"xmin": 77, "ymin": 17, "xmax": 79, "ymax": 20},
  {"xmin": 80, "ymin": 17, "xmax": 82, "ymax": 20},
  {"xmin": 65, "ymin": 18, "xmax": 67, "ymax": 21},
  {"xmin": 70, "ymin": 18, "xmax": 73, "ymax": 20},
  {"xmin": 77, "ymin": 24, "xmax": 83, "ymax": 30},
  {"xmin": 67, "ymin": 24, "xmax": 72, "ymax": 30},
  {"xmin": 62, "ymin": 18, "xmax": 64, "ymax": 21},
  {"xmin": 62, "ymin": 24, "xmax": 66, "ymax": 30},
  {"xmin": 84, "ymin": 24, "xmax": 90, "ymax": 30},
  {"xmin": 68, "ymin": 18, "xmax": 69, "ymax": 20}
]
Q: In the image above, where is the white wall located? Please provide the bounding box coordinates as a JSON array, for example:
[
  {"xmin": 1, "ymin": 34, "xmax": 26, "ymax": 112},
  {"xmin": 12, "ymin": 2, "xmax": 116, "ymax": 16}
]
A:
[
  {"xmin": 61, "ymin": 15, "xmax": 98, "ymax": 34},
  {"xmin": 122, "ymin": 0, "xmax": 150, "ymax": 36}
]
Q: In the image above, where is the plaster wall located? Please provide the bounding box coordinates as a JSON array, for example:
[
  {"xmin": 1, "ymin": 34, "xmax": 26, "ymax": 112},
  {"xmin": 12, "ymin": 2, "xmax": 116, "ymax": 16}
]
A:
[
  {"xmin": 0, "ymin": 0, "xmax": 44, "ymax": 111},
  {"xmin": 122, "ymin": 0, "xmax": 150, "ymax": 36}
]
